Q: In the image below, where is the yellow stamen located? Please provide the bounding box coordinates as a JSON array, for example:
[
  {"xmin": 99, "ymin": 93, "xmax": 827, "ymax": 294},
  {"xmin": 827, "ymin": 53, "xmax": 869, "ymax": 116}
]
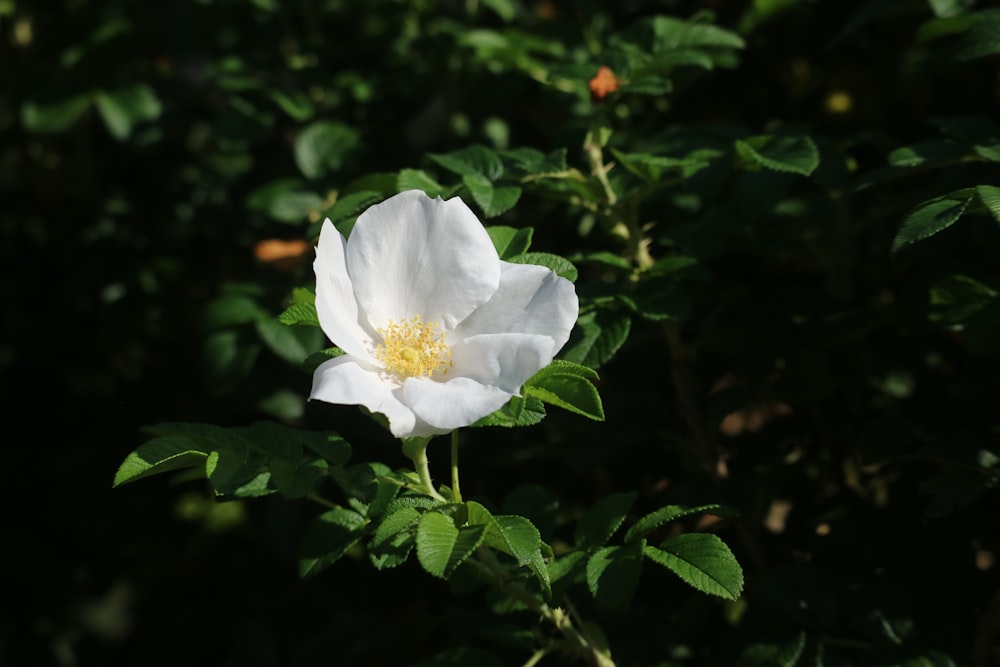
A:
[{"xmin": 376, "ymin": 316, "xmax": 452, "ymax": 379}]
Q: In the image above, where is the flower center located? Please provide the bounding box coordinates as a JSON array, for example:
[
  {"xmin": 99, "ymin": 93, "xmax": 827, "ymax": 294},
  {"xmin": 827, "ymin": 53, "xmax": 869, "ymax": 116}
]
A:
[{"xmin": 375, "ymin": 316, "xmax": 452, "ymax": 379}]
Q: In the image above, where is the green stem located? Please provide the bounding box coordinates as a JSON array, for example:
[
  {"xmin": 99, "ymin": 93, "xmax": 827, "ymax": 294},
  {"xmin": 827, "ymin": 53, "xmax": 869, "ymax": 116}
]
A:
[
  {"xmin": 474, "ymin": 547, "xmax": 616, "ymax": 667},
  {"xmin": 402, "ymin": 437, "xmax": 447, "ymax": 502},
  {"xmin": 450, "ymin": 430, "xmax": 462, "ymax": 502}
]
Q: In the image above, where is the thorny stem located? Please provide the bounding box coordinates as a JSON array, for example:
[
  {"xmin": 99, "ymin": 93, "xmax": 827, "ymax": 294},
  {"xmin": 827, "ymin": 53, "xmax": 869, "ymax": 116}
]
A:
[{"xmin": 474, "ymin": 547, "xmax": 616, "ymax": 667}]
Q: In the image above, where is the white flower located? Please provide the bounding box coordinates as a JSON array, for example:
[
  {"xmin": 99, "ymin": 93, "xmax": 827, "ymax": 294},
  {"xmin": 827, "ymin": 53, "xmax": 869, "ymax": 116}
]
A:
[{"xmin": 309, "ymin": 189, "xmax": 579, "ymax": 438}]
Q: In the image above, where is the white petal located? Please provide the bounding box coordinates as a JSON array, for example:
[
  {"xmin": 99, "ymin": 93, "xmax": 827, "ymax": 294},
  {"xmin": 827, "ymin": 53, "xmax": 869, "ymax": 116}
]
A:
[
  {"xmin": 314, "ymin": 220, "xmax": 378, "ymax": 362},
  {"xmin": 403, "ymin": 376, "xmax": 515, "ymax": 431},
  {"xmin": 452, "ymin": 261, "xmax": 578, "ymax": 352},
  {"xmin": 309, "ymin": 355, "xmax": 417, "ymax": 437},
  {"xmin": 346, "ymin": 190, "xmax": 500, "ymax": 330},
  {"xmin": 450, "ymin": 333, "xmax": 556, "ymax": 394}
]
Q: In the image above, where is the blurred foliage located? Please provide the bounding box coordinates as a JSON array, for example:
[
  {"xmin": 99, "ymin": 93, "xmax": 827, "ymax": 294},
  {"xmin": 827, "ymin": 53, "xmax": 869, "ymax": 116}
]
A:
[{"xmin": 4, "ymin": 0, "xmax": 1000, "ymax": 665}]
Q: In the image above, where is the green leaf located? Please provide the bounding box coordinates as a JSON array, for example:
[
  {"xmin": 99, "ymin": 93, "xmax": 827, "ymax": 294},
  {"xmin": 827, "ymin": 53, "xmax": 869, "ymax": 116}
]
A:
[
  {"xmin": 269, "ymin": 458, "xmax": 325, "ymax": 499},
  {"xmin": 650, "ymin": 16, "xmax": 746, "ymax": 51},
  {"xmin": 369, "ymin": 506, "xmax": 421, "ymax": 569},
  {"xmin": 561, "ymin": 310, "xmax": 632, "ymax": 369},
  {"xmin": 953, "ymin": 11, "xmax": 1000, "ymax": 61},
  {"xmin": 739, "ymin": 632, "xmax": 806, "ymax": 667},
  {"xmin": 429, "ymin": 145, "xmax": 504, "ymax": 180},
  {"xmin": 503, "ymin": 147, "xmax": 567, "ymax": 176},
  {"xmin": 976, "ymin": 184, "xmax": 1000, "ymax": 222},
  {"xmin": 204, "ymin": 294, "xmax": 268, "ymax": 330},
  {"xmin": 622, "ymin": 75, "xmax": 673, "ymax": 95},
  {"xmin": 294, "ymin": 120, "xmax": 360, "ymax": 179},
  {"xmin": 277, "ymin": 302, "xmax": 319, "ymax": 327},
  {"xmin": 586, "ymin": 541, "xmax": 645, "ymax": 612},
  {"xmin": 888, "ymin": 139, "xmax": 969, "ymax": 167},
  {"xmin": 255, "ymin": 317, "xmax": 324, "ymax": 365},
  {"xmin": 486, "ymin": 225, "xmax": 534, "ymax": 259},
  {"xmin": 466, "ymin": 502, "xmax": 551, "ymax": 595},
  {"xmin": 113, "ymin": 436, "xmax": 209, "ymax": 487},
  {"xmin": 507, "ymin": 252, "xmax": 578, "ymax": 282},
  {"xmin": 735, "ymin": 135, "xmax": 819, "ymax": 176},
  {"xmin": 470, "ymin": 395, "xmax": 547, "ymax": 428},
  {"xmin": 267, "ymin": 191, "xmax": 325, "ymax": 225},
  {"xmin": 299, "ymin": 508, "xmax": 368, "ymax": 577},
  {"xmin": 204, "ymin": 445, "xmax": 270, "ymax": 497},
  {"xmin": 625, "ymin": 504, "xmax": 739, "ymax": 543},
  {"xmin": 416, "ymin": 511, "xmax": 486, "ymax": 579},
  {"xmin": 524, "ymin": 372, "xmax": 604, "ymax": 421},
  {"xmin": 930, "ymin": 116, "xmax": 1000, "ymax": 162},
  {"xmin": 574, "ymin": 491, "xmax": 637, "ymax": 549},
  {"xmin": 462, "ymin": 174, "xmax": 522, "ymax": 218},
  {"xmin": 321, "ymin": 190, "xmax": 385, "ymax": 230},
  {"xmin": 645, "ymin": 533, "xmax": 744, "ymax": 600},
  {"xmin": 929, "ymin": 274, "xmax": 998, "ymax": 323},
  {"xmin": 397, "ymin": 168, "xmax": 445, "ymax": 197},
  {"xmin": 612, "ymin": 149, "xmax": 716, "ymax": 182},
  {"xmin": 21, "ymin": 95, "xmax": 92, "ymax": 133},
  {"xmin": 891, "ymin": 192, "xmax": 973, "ymax": 255},
  {"xmin": 94, "ymin": 83, "xmax": 162, "ymax": 140}
]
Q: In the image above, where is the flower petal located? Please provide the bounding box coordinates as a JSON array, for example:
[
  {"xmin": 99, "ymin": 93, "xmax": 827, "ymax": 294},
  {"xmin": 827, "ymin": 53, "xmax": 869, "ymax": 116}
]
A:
[
  {"xmin": 452, "ymin": 261, "xmax": 578, "ymax": 351},
  {"xmin": 310, "ymin": 355, "xmax": 417, "ymax": 437},
  {"xmin": 450, "ymin": 332, "xmax": 556, "ymax": 394},
  {"xmin": 346, "ymin": 190, "xmax": 500, "ymax": 330},
  {"xmin": 403, "ymin": 376, "xmax": 515, "ymax": 431},
  {"xmin": 314, "ymin": 220, "xmax": 378, "ymax": 362}
]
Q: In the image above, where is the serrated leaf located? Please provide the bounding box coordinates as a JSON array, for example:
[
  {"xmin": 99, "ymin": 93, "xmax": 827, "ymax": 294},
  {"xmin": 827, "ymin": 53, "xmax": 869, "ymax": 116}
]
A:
[
  {"xmin": 888, "ymin": 139, "xmax": 969, "ymax": 167},
  {"xmin": 463, "ymin": 174, "xmax": 522, "ymax": 217},
  {"xmin": 622, "ymin": 75, "xmax": 673, "ymax": 95},
  {"xmin": 369, "ymin": 506, "xmax": 421, "ymax": 569},
  {"xmin": 524, "ymin": 373, "xmax": 604, "ymax": 421},
  {"xmin": 507, "ymin": 252, "xmax": 578, "ymax": 282},
  {"xmin": 891, "ymin": 192, "xmax": 973, "ymax": 255},
  {"xmin": 416, "ymin": 512, "xmax": 486, "ymax": 579},
  {"xmin": 574, "ymin": 491, "xmax": 637, "ymax": 548},
  {"xmin": 586, "ymin": 541, "xmax": 645, "ymax": 612},
  {"xmin": 645, "ymin": 533, "xmax": 744, "ymax": 600},
  {"xmin": 487, "ymin": 225, "xmax": 534, "ymax": 259},
  {"xmin": 561, "ymin": 310, "xmax": 631, "ymax": 369},
  {"xmin": 277, "ymin": 301, "xmax": 319, "ymax": 327},
  {"xmin": 503, "ymin": 147, "xmax": 567, "ymax": 175},
  {"xmin": 624, "ymin": 504, "xmax": 738, "ymax": 543},
  {"xmin": 294, "ymin": 120, "xmax": 359, "ymax": 179},
  {"xmin": 324, "ymin": 190, "xmax": 385, "ymax": 227},
  {"xmin": 429, "ymin": 145, "xmax": 504, "ymax": 180},
  {"xmin": 470, "ymin": 395, "xmax": 546, "ymax": 428},
  {"xmin": 113, "ymin": 436, "xmax": 209, "ymax": 487},
  {"xmin": 735, "ymin": 134, "xmax": 819, "ymax": 176},
  {"xmin": 94, "ymin": 83, "xmax": 162, "ymax": 140},
  {"xmin": 269, "ymin": 458, "xmax": 326, "ymax": 499},
  {"xmin": 976, "ymin": 184, "xmax": 1000, "ymax": 222},
  {"xmin": 929, "ymin": 274, "xmax": 998, "ymax": 323},
  {"xmin": 466, "ymin": 502, "xmax": 551, "ymax": 595},
  {"xmin": 650, "ymin": 16, "xmax": 746, "ymax": 51},
  {"xmin": 299, "ymin": 508, "xmax": 368, "ymax": 577}
]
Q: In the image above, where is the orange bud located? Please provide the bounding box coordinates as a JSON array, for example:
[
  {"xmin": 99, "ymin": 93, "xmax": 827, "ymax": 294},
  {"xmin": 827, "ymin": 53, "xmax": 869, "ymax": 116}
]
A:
[
  {"xmin": 253, "ymin": 238, "xmax": 311, "ymax": 271},
  {"xmin": 589, "ymin": 66, "xmax": 619, "ymax": 101}
]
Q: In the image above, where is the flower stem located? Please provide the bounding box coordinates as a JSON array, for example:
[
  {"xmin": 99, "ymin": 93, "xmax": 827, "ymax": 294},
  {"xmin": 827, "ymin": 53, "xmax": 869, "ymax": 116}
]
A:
[
  {"xmin": 402, "ymin": 437, "xmax": 448, "ymax": 502},
  {"xmin": 450, "ymin": 430, "xmax": 462, "ymax": 502}
]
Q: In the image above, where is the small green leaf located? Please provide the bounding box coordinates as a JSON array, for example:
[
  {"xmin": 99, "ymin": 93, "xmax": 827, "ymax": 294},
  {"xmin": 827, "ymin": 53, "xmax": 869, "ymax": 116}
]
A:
[
  {"xmin": 735, "ymin": 134, "xmax": 819, "ymax": 176},
  {"xmin": 929, "ymin": 274, "xmax": 998, "ymax": 323},
  {"xmin": 976, "ymin": 184, "xmax": 1000, "ymax": 222},
  {"xmin": 277, "ymin": 301, "xmax": 319, "ymax": 327},
  {"xmin": 621, "ymin": 75, "xmax": 673, "ymax": 96},
  {"xmin": 471, "ymin": 395, "xmax": 547, "ymax": 428},
  {"xmin": 625, "ymin": 504, "xmax": 738, "ymax": 543},
  {"xmin": 507, "ymin": 252, "xmax": 578, "ymax": 282},
  {"xmin": 586, "ymin": 541, "xmax": 645, "ymax": 612},
  {"xmin": 466, "ymin": 502, "xmax": 551, "ymax": 595},
  {"xmin": 299, "ymin": 508, "xmax": 368, "ymax": 577},
  {"xmin": 21, "ymin": 95, "xmax": 92, "ymax": 133},
  {"xmin": 255, "ymin": 317, "xmax": 324, "ymax": 365},
  {"xmin": 953, "ymin": 12, "xmax": 1000, "ymax": 61},
  {"xmin": 94, "ymin": 83, "xmax": 162, "ymax": 140},
  {"xmin": 462, "ymin": 174, "xmax": 522, "ymax": 218},
  {"xmin": 397, "ymin": 168, "xmax": 445, "ymax": 197},
  {"xmin": 429, "ymin": 145, "xmax": 504, "ymax": 180},
  {"xmin": 574, "ymin": 491, "xmax": 637, "ymax": 549},
  {"xmin": 487, "ymin": 225, "xmax": 534, "ymax": 259},
  {"xmin": 503, "ymin": 147, "xmax": 567, "ymax": 176},
  {"xmin": 113, "ymin": 436, "xmax": 209, "ymax": 487},
  {"xmin": 739, "ymin": 632, "xmax": 806, "ymax": 667},
  {"xmin": 888, "ymin": 139, "xmax": 969, "ymax": 167},
  {"xmin": 416, "ymin": 511, "xmax": 486, "ymax": 579},
  {"xmin": 294, "ymin": 120, "xmax": 360, "ymax": 179},
  {"xmin": 269, "ymin": 458, "xmax": 325, "ymax": 499},
  {"xmin": 891, "ymin": 192, "xmax": 973, "ymax": 255},
  {"xmin": 645, "ymin": 533, "xmax": 744, "ymax": 600},
  {"xmin": 561, "ymin": 310, "xmax": 631, "ymax": 369},
  {"xmin": 524, "ymin": 373, "xmax": 604, "ymax": 421},
  {"xmin": 369, "ymin": 506, "xmax": 421, "ymax": 569}
]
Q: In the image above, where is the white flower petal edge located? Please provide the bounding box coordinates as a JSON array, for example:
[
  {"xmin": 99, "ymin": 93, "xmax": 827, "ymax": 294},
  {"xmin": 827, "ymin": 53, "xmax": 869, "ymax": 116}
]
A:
[
  {"xmin": 403, "ymin": 376, "xmax": 515, "ymax": 432},
  {"xmin": 314, "ymin": 220, "xmax": 378, "ymax": 362},
  {"xmin": 451, "ymin": 261, "xmax": 579, "ymax": 349},
  {"xmin": 310, "ymin": 356, "xmax": 419, "ymax": 438},
  {"xmin": 346, "ymin": 190, "xmax": 501, "ymax": 331}
]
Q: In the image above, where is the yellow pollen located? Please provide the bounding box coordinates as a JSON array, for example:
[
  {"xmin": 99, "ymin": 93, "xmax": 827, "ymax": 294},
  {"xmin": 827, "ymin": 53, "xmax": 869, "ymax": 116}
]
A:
[{"xmin": 376, "ymin": 316, "xmax": 452, "ymax": 379}]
